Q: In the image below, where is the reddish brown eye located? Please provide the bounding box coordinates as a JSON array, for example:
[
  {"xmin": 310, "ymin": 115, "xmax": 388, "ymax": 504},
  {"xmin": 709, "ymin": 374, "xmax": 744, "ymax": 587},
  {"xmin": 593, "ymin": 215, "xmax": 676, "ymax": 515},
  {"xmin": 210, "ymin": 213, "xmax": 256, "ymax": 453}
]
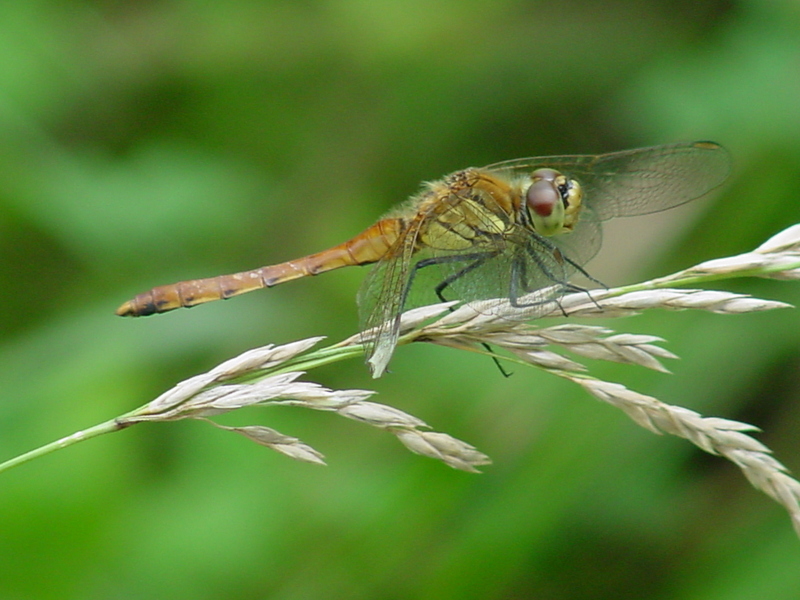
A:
[{"xmin": 526, "ymin": 179, "xmax": 559, "ymax": 217}]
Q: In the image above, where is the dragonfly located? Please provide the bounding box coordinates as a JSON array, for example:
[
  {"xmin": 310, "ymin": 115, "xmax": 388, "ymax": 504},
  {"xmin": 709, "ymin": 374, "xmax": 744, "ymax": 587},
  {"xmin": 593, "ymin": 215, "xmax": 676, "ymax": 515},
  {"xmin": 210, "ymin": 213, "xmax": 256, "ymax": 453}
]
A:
[{"xmin": 117, "ymin": 141, "xmax": 731, "ymax": 376}]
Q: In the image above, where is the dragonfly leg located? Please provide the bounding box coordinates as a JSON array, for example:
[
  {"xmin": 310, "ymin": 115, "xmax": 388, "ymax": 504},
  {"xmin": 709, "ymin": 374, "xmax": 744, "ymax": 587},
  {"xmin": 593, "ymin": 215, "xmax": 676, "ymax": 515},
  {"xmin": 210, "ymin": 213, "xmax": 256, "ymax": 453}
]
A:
[
  {"xmin": 559, "ymin": 252, "xmax": 606, "ymax": 289},
  {"xmin": 408, "ymin": 252, "xmax": 497, "ymax": 303},
  {"xmin": 433, "ymin": 256, "xmax": 495, "ymax": 303},
  {"xmin": 408, "ymin": 252, "xmax": 511, "ymax": 377},
  {"xmin": 507, "ymin": 244, "xmax": 570, "ymax": 309},
  {"xmin": 509, "ymin": 240, "xmax": 603, "ymax": 314}
]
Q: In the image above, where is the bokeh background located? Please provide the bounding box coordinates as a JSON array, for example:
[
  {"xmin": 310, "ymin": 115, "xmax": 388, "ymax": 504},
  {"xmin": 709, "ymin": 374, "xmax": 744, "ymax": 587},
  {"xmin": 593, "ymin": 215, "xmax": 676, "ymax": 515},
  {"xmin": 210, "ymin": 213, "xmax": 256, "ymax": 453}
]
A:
[{"xmin": 1, "ymin": 0, "xmax": 799, "ymax": 598}]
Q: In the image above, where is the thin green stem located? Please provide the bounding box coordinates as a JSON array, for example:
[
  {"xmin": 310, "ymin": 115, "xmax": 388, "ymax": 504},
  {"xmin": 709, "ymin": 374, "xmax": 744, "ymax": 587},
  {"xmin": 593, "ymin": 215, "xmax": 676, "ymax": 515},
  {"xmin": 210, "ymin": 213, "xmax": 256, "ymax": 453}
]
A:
[{"xmin": 0, "ymin": 418, "xmax": 125, "ymax": 475}]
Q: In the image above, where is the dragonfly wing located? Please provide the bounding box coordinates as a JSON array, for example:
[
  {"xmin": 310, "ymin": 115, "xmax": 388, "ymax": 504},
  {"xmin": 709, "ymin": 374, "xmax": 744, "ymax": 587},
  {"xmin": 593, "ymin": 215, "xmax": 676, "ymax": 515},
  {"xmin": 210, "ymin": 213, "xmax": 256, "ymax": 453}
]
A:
[
  {"xmin": 580, "ymin": 142, "xmax": 732, "ymax": 219},
  {"xmin": 357, "ymin": 226, "xmax": 420, "ymax": 378},
  {"xmin": 487, "ymin": 141, "xmax": 732, "ymax": 220}
]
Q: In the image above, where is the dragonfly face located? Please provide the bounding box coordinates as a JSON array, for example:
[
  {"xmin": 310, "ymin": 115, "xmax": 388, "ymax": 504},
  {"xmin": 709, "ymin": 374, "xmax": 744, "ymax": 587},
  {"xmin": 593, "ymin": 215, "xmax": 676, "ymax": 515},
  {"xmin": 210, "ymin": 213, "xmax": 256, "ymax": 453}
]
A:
[{"xmin": 117, "ymin": 141, "xmax": 731, "ymax": 376}]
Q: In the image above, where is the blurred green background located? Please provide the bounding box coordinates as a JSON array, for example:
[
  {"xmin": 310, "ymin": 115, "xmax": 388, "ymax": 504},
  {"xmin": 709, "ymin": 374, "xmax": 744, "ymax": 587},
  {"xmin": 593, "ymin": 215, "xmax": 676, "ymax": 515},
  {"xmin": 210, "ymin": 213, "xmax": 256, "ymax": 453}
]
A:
[{"xmin": 1, "ymin": 0, "xmax": 799, "ymax": 598}]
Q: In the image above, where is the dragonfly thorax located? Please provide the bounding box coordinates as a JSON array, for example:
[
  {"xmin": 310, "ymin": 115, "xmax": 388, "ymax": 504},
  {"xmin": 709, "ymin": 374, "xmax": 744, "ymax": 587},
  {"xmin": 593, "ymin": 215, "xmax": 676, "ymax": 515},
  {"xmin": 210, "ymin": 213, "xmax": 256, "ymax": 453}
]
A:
[{"xmin": 525, "ymin": 168, "xmax": 583, "ymax": 237}]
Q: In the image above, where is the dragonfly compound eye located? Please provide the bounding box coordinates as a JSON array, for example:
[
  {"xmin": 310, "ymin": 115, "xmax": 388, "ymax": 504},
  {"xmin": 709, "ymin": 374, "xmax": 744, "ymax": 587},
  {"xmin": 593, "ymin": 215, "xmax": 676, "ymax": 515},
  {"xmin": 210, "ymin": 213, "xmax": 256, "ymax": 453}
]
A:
[
  {"xmin": 527, "ymin": 168, "xmax": 567, "ymax": 236},
  {"xmin": 526, "ymin": 178, "xmax": 558, "ymax": 218}
]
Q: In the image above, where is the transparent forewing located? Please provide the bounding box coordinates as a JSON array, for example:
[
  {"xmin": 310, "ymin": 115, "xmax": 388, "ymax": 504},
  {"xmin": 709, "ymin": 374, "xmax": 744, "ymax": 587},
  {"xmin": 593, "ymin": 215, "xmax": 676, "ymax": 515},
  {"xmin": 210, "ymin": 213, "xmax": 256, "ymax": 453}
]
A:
[
  {"xmin": 487, "ymin": 142, "xmax": 732, "ymax": 221},
  {"xmin": 357, "ymin": 226, "xmax": 419, "ymax": 373}
]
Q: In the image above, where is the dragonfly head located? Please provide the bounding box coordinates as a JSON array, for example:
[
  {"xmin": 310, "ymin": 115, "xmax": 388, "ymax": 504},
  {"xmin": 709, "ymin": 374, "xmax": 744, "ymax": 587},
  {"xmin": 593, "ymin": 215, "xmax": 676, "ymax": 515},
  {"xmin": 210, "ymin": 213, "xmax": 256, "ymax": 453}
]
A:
[{"xmin": 526, "ymin": 168, "xmax": 583, "ymax": 236}]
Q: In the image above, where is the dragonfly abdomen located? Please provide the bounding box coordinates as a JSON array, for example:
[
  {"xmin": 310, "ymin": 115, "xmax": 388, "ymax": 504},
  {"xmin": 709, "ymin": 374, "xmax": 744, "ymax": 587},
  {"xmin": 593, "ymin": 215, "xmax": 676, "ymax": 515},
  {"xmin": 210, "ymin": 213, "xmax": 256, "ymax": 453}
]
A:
[
  {"xmin": 115, "ymin": 270, "xmax": 275, "ymax": 317},
  {"xmin": 115, "ymin": 217, "xmax": 405, "ymax": 317}
]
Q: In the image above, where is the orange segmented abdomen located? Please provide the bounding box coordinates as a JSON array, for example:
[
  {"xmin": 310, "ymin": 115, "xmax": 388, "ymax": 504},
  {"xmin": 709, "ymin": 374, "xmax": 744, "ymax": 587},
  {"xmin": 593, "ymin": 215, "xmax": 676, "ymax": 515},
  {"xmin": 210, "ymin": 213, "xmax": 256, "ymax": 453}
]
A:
[{"xmin": 115, "ymin": 217, "xmax": 405, "ymax": 317}]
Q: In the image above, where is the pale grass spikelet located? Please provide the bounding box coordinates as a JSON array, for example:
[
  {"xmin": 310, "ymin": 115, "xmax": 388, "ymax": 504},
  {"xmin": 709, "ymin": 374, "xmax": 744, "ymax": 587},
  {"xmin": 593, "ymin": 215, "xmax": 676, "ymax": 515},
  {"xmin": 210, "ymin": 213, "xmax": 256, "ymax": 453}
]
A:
[
  {"xmin": 510, "ymin": 347, "xmax": 587, "ymax": 372},
  {"xmin": 394, "ymin": 429, "xmax": 492, "ymax": 473},
  {"xmin": 756, "ymin": 223, "xmax": 800, "ymax": 252},
  {"xmin": 564, "ymin": 374, "xmax": 800, "ymax": 536},
  {"xmin": 688, "ymin": 223, "xmax": 800, "ymax": 281},
  {"xmin": 116, "ymin": 338, "xmax": 491, "ymax": 472},
  {"xmin": 145, "ymin": 337, "xmax": 325, "ymax": 413},
  {"xmin": 555, "ymin": 288, "xmax": 789, "ymax": 316},
  {"xmin": 502, "ymin": 325, "xmax": 676, "ymax": 372},
  {"xmin": 217, "ymin": 424, "xmax": 327, "ymax": 466}
]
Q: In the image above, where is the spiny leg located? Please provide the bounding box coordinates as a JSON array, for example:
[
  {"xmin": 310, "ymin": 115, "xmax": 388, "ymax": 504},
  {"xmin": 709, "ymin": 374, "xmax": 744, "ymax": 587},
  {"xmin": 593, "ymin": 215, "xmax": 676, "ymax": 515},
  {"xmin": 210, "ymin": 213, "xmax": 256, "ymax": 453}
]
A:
[
  {"xmin": 529, "ymin": 231, "xmax": 607, "ymax": 291},
  {"xmin": 411, "ymin": 251, "xmax": 511, "ymax": 377},
  {"xmin": 508, "ymin": 251, "xmax": 572, "ymax": 317},
  {"xmin": 404, "ymin": 251, "xmax": 494, "ymax": 306},
  {"xmin": 431, "ymin": 255, "xmax": 494, "ymax": 303},
  {"xmin": 508, "ymin": 239, "xmax": 604, "ymax": 315},
  {"xmin": 508, "ymin": 245, "xmax": 572, "ymax": 310},
  {"xmin": 553, "ymin": 250, "xmax": 605, "ymax": 312}
]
